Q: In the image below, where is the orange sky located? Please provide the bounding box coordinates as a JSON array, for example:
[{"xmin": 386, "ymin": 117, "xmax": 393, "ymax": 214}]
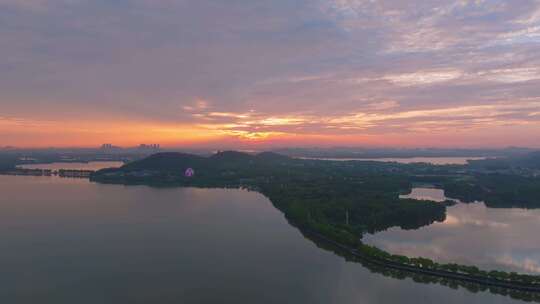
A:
[{"xmin": 2, "ymin": 115, "xmax": 539, "ymax": 148}]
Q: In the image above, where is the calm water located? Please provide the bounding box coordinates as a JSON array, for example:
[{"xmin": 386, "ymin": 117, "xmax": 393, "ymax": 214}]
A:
[
  {"xmin": 399, "ymin": 187, "xmax": 459, "ymax": 202},
  {"xmin": 365, "ymin": 188, "xmax": 540, "ymax": 274},
  {"xmin": 299, "ymin": 157, "xmax": 486, "ymax": 165},
  {"xmin": 0, "ymin": 177, "xmax": 530, "ymax": 303},
  {"xmin": 18, "ymin": 161, "xmax": 124, "ymax": 171}
]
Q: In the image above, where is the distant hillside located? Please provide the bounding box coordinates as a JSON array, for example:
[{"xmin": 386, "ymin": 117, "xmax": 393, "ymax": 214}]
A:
[
  {"xmin": 118, "ymin": 151, "xmax": 291, "ymax": 173},
  {"xmin": 273, "ymin": 147, "xmax": 535, "ymax": 159},
  {"xmin": 517, "ymin": 152, "xmax": 540, "ymax": 169},
  {"xmin": 209, "ymin": 151, "xmax": 254, "ymax": 163},
  {"xmin": 467, "ymin": 152, "xmax": 540, "ymax": 170},
  {"xmin": 255, "ymin": 151, "xmax": 291, "ymax": 161},
  {"xmin": 122, "ymin": 152, "xmax": 207, "ymax": 171},
  {"xmin": 0, "ymin": 155, "xmax": 16, "ymax": 171}
]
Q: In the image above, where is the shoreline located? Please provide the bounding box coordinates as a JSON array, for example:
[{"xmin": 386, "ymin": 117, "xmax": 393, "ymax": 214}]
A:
[
  {"xmin": 301, "ymin": 227, "xmax": 540, "ymax": 293},
  {"xmin": 91, "ymin": 173, "xmax": 540, "ymax": 294},
  {"xmin": 6, "ymin": 170, "xmax": 540, "ymax": 295},
  {"xmin": 89, "ymin": 174, "xmax": 540, "ymax": 294}
]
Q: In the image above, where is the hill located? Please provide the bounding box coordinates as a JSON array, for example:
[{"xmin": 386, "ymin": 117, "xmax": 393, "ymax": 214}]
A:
[
  {"xmin": 121, "ymin": 152, "xmax": 207, "ymax": 172},
  {"xmin": 119, "ymin": 151, "xmax": 292, "ymax": 173}
]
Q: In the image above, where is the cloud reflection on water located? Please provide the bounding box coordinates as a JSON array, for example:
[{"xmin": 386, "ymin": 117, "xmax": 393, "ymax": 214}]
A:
[{"xmin": 366, "ymin": 188, "xmax": 540, "ymax": 274}]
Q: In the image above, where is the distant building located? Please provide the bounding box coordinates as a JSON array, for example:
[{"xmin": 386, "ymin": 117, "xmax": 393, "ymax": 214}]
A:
[
  {"xmin": 138, "ymin": 144, "xmax": 160, "ymax": 149},
  {"xmin": 137, "ymin": 144, "xmax": 161, "ymax": 153},
  {"xmin": 100, "ymin": 144, "xmax": 122, "ymax": 152}
]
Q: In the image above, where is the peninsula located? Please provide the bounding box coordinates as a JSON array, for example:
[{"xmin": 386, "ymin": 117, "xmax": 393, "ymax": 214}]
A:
[{"xmin": 91, "ymin": 151, "xmax": 540, "ymax": 294}]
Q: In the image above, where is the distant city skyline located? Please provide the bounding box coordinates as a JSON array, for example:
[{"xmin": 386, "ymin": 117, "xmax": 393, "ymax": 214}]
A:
[{"xmin": 1, "ymin": 0, "xmax": 540, "ymax": 148}]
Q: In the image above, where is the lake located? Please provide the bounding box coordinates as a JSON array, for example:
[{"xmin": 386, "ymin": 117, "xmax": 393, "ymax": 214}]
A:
[
  {"xmin": 364, "ymin": 188, "xmax": 540, "ymax": 275},
  {"xmin": 399, "ymin": 187, "xmax": 459, "ymax": 202},
  {"xmin": 298, "ymin": 157, "xmax": 486, "ymax": 165},
  {"xmin": 0, "ymin": 176, "xmax": 532, "ymax": 303},
  {"xmin": 17, "ymin": 161, "xmax": 124, "ymax": 171}
]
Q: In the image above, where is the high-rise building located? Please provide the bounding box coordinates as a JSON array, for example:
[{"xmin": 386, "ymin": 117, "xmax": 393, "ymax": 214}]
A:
[{"xmin": 138, "ymin": 144, "xmax": 161, "ymax": 152}]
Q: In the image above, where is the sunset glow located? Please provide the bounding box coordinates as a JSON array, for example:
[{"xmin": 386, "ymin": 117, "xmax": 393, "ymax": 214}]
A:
[{"xmin": 1, "ymin": 0, "xmax": 540, "ymax": 148}]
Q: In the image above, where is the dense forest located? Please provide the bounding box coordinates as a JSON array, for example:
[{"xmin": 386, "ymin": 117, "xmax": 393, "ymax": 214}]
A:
[
  {"xmin": 467, "ymin": 152, "xmax": 540, "ymax": 170},
  {"xmin": 93, "ymin": 151, "xmax": 448, "ymax": 236},
  {"xmin": 444, "ymin": 174, "xmax": 540, "ymax": 208}
]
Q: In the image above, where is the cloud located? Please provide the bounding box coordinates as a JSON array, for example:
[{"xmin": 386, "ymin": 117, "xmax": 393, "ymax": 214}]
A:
[
  {"xmin": 382, "ymin": 69, "xmax": 464, "ymax": 86},
  {"xmin": 496, "ymin": 255, "xmax": 540, "ymax": 274},
  {"xmin": 0, "ymin": 0, "xmax": 50, "ymax": 11},
  {"xmin": 182, "ymin": 99, "xmax": 210, "ymax": 112},
  {"xmin": 476, "ymin": 67, "xmax": 540, "ymax": 83},
  {"xmin": 444, "ymin": 215, "xmax": 509, "ymax": 229},
  {"xmin": 1, "ymin": 0, "xmax": 540, "ymax": 147},
  {"xmin": 516, "ymin": 6, "xmax": 540, "ymax": 24},
  {"xmin": 174, "ymin": 100, "xmax": 540, "ymax": 141}
]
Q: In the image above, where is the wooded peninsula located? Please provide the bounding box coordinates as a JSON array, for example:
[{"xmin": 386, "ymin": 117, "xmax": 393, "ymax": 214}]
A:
[{"xmin": 89, "ymin": 151, "xmax": 540, "ymax": 293}]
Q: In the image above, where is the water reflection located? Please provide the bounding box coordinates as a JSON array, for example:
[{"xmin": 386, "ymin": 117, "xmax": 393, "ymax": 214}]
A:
[
  {"xmin": 301, "ymin": 228, "xmax": 540, "ymax": 303},
  {"xmin": 17, "ymin": 161, "xmax": 124, "ymax": 171},
  {"xmin": 0, "ymin": 176, "xmax": 534, "ymax": 303},
  {"xmin": 400, "ymin": 187, "xmax": 457, "ymax": 202},
  {"xmin": 365, "ymin": 188, "xmax": 540, "ymax": 274}
]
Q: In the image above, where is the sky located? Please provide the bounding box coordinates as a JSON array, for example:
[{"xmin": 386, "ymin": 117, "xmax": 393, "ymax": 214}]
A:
[{"xmin": 1, "ymin": 0, "xmax": 540, "ymax": 148}]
